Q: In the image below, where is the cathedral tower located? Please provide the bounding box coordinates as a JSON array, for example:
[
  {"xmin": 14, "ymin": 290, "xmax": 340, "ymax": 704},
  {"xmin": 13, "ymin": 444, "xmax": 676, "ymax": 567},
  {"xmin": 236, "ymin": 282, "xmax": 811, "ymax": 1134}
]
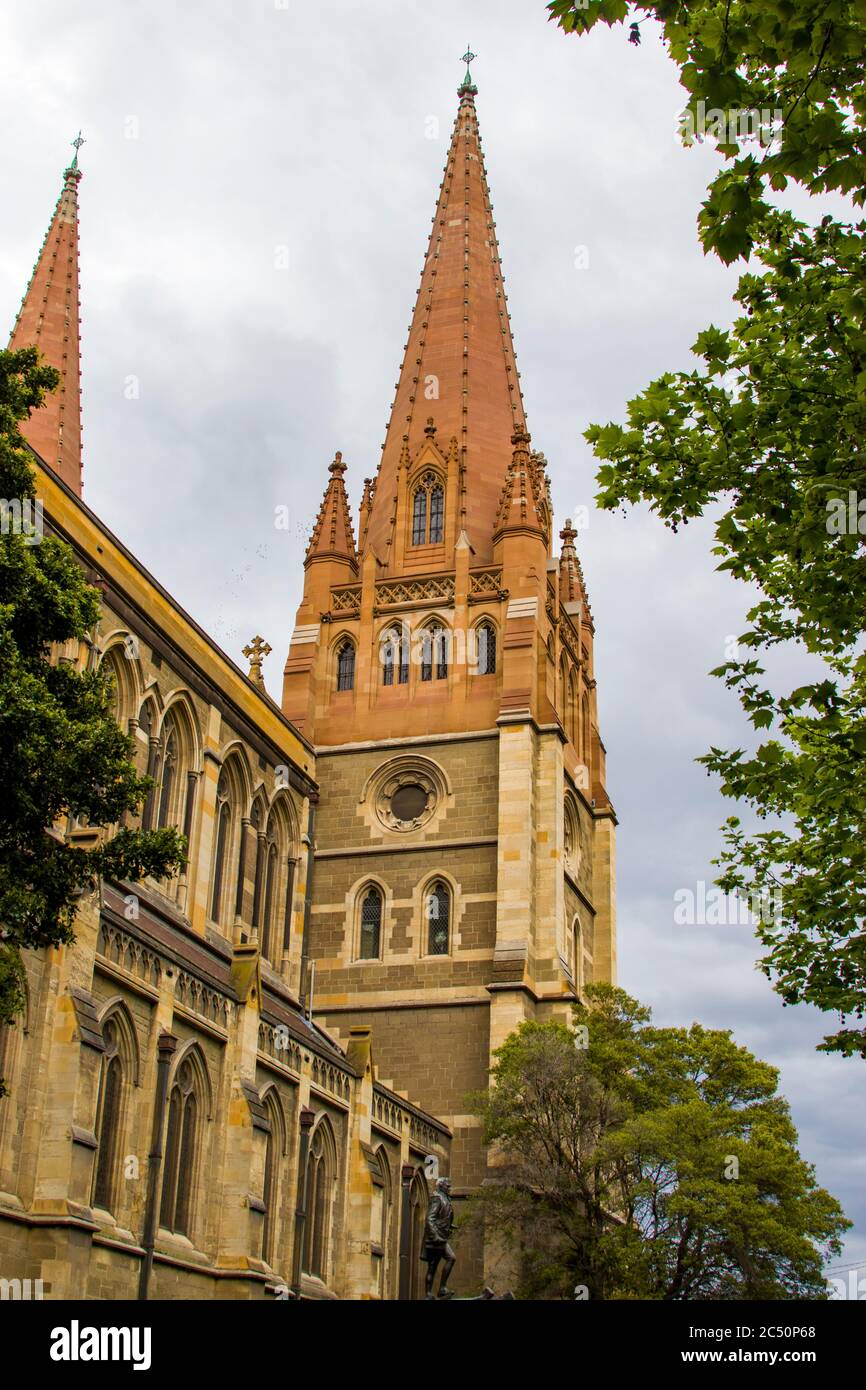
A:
[
  {"xmin": 8, "ymin": 138, "xmax": 84, "ymax": 495},
  {"xmin": 283, "ymin": 60, "xmax": 616, "ymax": 1286}
]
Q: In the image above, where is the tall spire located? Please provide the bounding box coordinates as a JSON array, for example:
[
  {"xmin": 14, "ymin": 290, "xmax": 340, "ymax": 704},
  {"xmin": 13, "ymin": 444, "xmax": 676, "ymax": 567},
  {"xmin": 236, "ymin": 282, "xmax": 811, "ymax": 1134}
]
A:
[
  {"xmin": 363, "ymin": 57, "xmax": 527, "ymax": 567},
  {"xmin": 8, "ymin": 138, "xmax": 84, "ymax": 496},
  {"xmin": 305, "ymin": 452, "xmax": 358, "ymax": 570}
]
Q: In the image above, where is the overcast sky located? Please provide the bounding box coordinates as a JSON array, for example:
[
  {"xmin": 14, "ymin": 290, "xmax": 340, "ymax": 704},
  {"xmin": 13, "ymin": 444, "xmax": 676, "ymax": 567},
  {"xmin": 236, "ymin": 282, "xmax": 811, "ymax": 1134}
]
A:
[{"xmin": 2, "ymin": 0, "xmax": 863, "ymax": 1286}]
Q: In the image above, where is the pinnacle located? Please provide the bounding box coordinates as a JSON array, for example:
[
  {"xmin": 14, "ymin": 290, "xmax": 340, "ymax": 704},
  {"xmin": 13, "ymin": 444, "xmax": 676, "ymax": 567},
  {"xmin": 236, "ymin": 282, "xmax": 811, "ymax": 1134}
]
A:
[
  {"xmin": 493, "ymin": 427, "xmax": 548, "ymax": 542},
  {"xmin": 305, "ymin": 451, "xmax": 358, "ymax": 569}
]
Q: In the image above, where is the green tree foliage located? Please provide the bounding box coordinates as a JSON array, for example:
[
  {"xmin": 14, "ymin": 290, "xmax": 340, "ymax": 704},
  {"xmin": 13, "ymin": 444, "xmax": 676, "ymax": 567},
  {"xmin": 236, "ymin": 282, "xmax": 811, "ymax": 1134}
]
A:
[
  {"xmin": 0, "ymin": 347, "xmax": 186, "ymax": 1089},
  {"xmin": 547, "ymin": 0, "xmax": 866, "ymax": 1054},
  {"xmin": 473, "ymin": 986, "xmax": 848, "ymax": 1299}
]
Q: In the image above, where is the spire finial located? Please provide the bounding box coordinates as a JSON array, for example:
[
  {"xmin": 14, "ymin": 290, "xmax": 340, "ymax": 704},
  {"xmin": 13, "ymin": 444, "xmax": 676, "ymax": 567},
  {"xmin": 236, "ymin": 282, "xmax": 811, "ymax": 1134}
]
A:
[
  {"xmin": 69, "ymin": 131, "xmax": 85, "ymax": 171},
  {"xmin": 459, "ymin": 45, "xmax": 478, "ymax": 94}
]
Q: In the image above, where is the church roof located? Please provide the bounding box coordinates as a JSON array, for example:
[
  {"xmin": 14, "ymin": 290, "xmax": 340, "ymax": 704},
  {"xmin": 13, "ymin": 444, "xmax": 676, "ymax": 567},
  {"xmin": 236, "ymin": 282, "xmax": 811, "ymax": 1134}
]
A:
[
  {"xmin": 8, "ymin": 143, "xmax": 84, "ymax": 496},
  {"xmin": 363, "ymin": 73, "xmax": 527, "ymax": 566}
]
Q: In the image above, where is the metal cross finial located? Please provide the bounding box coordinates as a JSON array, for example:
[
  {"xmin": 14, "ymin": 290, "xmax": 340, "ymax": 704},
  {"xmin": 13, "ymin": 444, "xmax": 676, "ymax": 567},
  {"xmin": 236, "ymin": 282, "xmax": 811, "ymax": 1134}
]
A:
[
  {"xmin": 243, "ymin": 634, "xmax": 272, "ymax": 688},
  {"xmin": 460, "ymin": 46, "xmax": 477, "ymax": 89},
  {"xmin": 70, "ymin": 131, "xmax": 85, "ymax": 169}
]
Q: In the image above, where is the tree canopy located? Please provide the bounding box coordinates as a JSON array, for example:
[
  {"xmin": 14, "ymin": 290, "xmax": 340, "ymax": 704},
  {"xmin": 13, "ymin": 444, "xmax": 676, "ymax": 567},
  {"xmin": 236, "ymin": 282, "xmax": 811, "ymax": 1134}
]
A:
[
  {"xmin": 548, "ymin": 0, "xmax": 866, "ymax": 1055},
  {"xmin": 473, "ymin": 986, "xmax": 849, "ymax": 1298}
]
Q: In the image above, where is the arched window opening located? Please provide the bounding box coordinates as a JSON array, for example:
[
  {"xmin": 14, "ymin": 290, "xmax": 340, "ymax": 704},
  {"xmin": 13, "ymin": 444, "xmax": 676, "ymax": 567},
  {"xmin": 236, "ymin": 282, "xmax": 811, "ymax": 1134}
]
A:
[
  {"xmin": 573, "ymin": 918, "xmax": 583, "ymax": 995},
  {"xmin": 160, "ymin": 1058, "xmax": 199, "ymax": 1237},
  {"xmin": 425, "ymin": 881, "xmax": 451, "ymax": 956},
  {"xmin": 92, "ymin": 1016, "xmax": 124, "ymax": 1212},
  {"xmin": 410, "ymin": 473, "xmax": 444, "ymax": 547},
  {"xmin": 581, "ymin": 695, "xmax": 591, "ymax": 768},
  {"xmin": 412, "ymin": 488, "xmax": 427, "ymax": 546},
  {"xmin": 359, "ymin": 887, "xmax": 383, "ymax": 960},
  {"xmin": 567, "ymin": 675, "xmax": 577, "ymax": 747},
  {"xmin": 564, "ymin": 807, "xmax": 575, "ymax": 869},
  {"xmin": 302, "ymin": 1120, "xmax": 335, "ymax": 1282},
  {"xmin": 476, "ymin": 623, "xmax": 496, "ymax": 675},
  {"xmin": 336, "ymin": 641, "xmax": 355, "ymax": 692},
  {"xmin": 408, "ymin": 1170, "xmax": 428, "ymax": 1300},
  {"xmin": 381, "ymin": 628, "xmax": 409, "ymax": 687},
  {"xmin": 157, "ymin": 725, "xmax": 178, "ymax": 829},
  {"xmin": 261, "ymin": 838, "xmax": 279, "ymax": 963},
  {"xmin": 421, "ymin": 626, "xmax": 448, "ymax": 683},
  {"xmin": 250, "ymin": 799, "xmax": 267, "ymax": 945},
  {"xmin": 262, "ymin": 1094, "xmax": 283, "ymax": 1267},
  {"xmin": 210, "ymin": 772, "xmax": 232, "ymax": 924},
  {"xmin": 429, "ymin": 486, "xmax": 444, "ymax": 543},
  {"xmin": 100, "ymin": 646, "xmax": 135, "ymax": 728},
  {"xmin": 375, "ymin": 1146, "xmax": 392, "ymax": 1297}
]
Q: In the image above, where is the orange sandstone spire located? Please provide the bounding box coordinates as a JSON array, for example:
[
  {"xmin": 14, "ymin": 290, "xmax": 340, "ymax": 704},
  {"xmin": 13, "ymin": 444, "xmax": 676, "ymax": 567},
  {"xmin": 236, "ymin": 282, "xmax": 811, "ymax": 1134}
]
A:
[
  {"xmin": 9, "ymin": 138, "xmax": 84, "ymax": 496},
  {"xmin": 493, "ymin": 427, "xmax": 549, "ymax": 544},
  {"xmin": 305, "ymin": 452, "xmax": 358, "ymax": 571},
  {"xmin": 363, "ymin": 67, "xmax": 526, "ymax": 567}
]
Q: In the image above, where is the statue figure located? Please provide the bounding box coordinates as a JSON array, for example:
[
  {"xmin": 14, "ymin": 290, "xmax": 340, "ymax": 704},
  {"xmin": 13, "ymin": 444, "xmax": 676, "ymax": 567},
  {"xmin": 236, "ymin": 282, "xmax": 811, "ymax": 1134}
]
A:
[{"xmin": 422, "ymin": 1175, "xmax": 456, "ymax": 1299}]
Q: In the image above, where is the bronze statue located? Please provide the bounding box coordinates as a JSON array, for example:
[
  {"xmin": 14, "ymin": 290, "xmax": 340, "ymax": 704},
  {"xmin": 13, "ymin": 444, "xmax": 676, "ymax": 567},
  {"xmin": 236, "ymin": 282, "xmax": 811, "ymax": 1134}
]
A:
[{"xmin": 422, "ymin": 1175, "xmax": 456, "ymax": 1299}]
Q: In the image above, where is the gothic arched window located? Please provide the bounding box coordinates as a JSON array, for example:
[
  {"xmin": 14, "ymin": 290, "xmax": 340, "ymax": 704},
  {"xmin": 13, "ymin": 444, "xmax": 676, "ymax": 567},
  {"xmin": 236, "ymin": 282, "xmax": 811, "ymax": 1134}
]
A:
[
  {"xmin": 303, "ymin": 1118, "xmax": 336, "ymax": 1282},
  {"xmin": 581, "ymin": 694, "xmax": 591, "ymax": 768},
  {"xmin": 412, "ymin": 488, "xmax": 427, "ymax": 546},
  {"xmin": 92, "ymin": 1016, "xmax": 125, "ymax": 1211},
  {"xmin": 375, "ymin": 1145, "xmax": 392, "ymax": 1297},
  {"xmin": 157, "ymin": 725, "xmax": 177, "ymax": 829},
  {"xmin": 420, "ymin": 625, "xmax": 448, "ymax": 683},
  {"xmin": 336, "ymin": 640, "xmax": 355, "ymax": 692},
  {"xmin": 429, "ymin": 485, "xmax": 444, "ymax": 543},
  {"xmin": 260, "ymin": 837, "xmax": 279, "ymax": 963},
  {"xmin": 425, "ymin": 880, "xmax": 451, "ymax": 955},
  {"xmin": 567, "ymin": 674, "xmax": 577, "ymax": 747},
  {"xmin": 210, "ymin": 772, "xmax": 232, "ymax": 924},
  {"xmin": 160, "ymin": 1057, "xmax": 201, "ymax": 1237},
  {"xmin": 476, "ymin": 622, "xmax": 496, "ymax": 675},
  {"xmin": 381, "ymin": 628, "xmax": 409, "ymax": 687},
  {"xmin": 359, "ymin": 886, "xmax": 383, "ymax": 960},
  {"xmin": 411, "ymin": 474, "xmax": 444, "ymax": 546},
  {"xmin": 408, "ymin": 1169, "xmax": 428, "ymax": 1300},
  {"xmin": 262, "ymin": 1092, "xmax": 284, "ymax": 1267},
  {"xmin": 573, "ymin": 917, "xmax": 583, "ymax": 995}
]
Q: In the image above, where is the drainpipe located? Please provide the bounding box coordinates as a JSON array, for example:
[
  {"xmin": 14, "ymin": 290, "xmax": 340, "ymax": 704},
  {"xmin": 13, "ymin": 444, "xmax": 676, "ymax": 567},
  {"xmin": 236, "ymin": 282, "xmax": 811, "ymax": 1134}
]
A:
[
  {"xmin": 298, "ymin": 795, "xmax": 318, "ymax": 1016},
  {"xmin": 291, "ymin": 1107, "xmax": 316, "ymax": 1298},
  {"xmin": 137, "ymin": 1031, "xmax": 177, "ymax": 1301}
]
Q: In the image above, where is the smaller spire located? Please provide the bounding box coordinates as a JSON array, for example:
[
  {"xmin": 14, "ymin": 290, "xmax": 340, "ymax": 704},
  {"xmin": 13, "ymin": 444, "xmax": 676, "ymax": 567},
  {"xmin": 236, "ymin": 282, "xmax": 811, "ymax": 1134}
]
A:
[
  {"xmin": 305, "ymin": 451, "xmax": 358, "ymax": 570},
  {"xmin": 459, "ymin": 44, "xmax": 478, "ymax": 95},
  {"xmin": 358, "ymin": 475, "xmax": 376, "ymax": 553},
  {"xmin": 493, "ymin": 428, "xmax": 547, "ymax": 541},
  {"xmin": 559, "ymin": 518, "xmax": 593, "ymax": 622}
]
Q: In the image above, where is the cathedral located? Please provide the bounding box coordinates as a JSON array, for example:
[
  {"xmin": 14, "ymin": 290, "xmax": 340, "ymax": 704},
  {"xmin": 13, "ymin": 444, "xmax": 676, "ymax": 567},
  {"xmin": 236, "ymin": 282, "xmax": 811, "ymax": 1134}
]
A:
[{"xmin": 0, "ymin": 61, "xmax": 616, "ymax": 1299}]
